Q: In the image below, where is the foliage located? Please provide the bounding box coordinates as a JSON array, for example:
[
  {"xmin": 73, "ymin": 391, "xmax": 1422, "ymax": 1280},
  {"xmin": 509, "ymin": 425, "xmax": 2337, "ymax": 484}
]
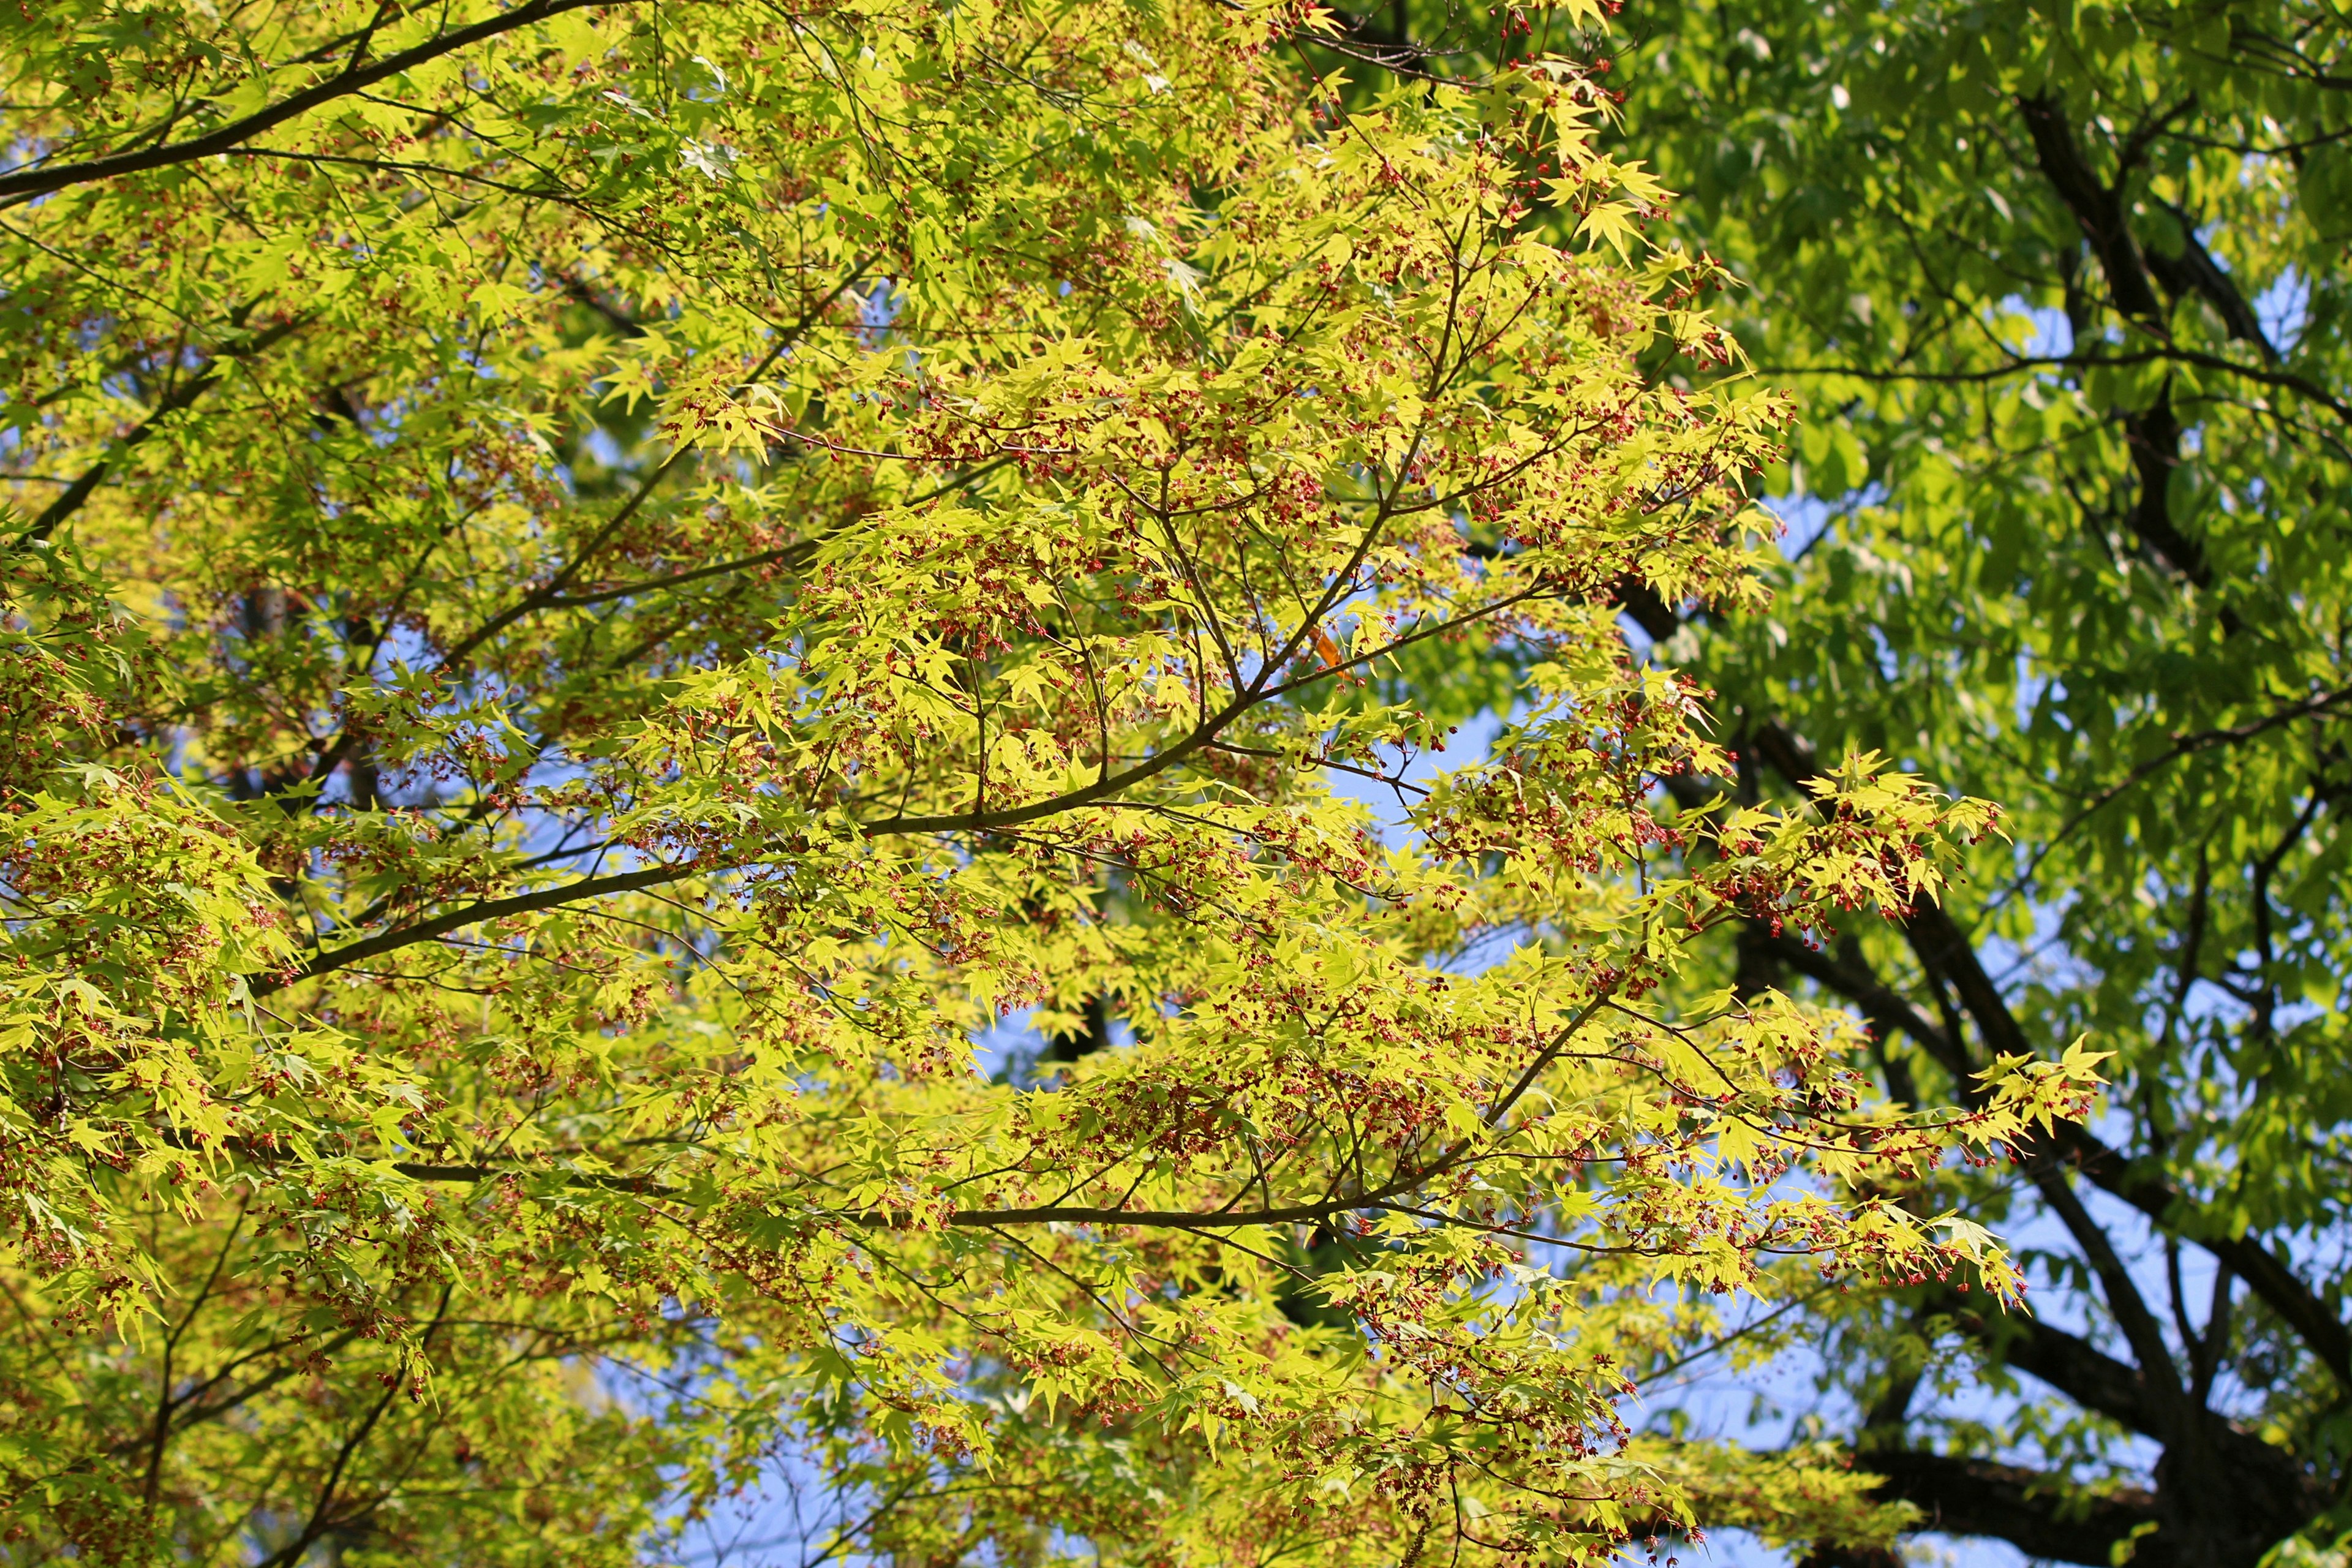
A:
[
  {"xmin": 1564, "ymin": 1, "xmax": 2350, "ymax": 1564},
  {"xmin": 0, "ymin": 1, "xmax": 2110, "ymax": 1564}
]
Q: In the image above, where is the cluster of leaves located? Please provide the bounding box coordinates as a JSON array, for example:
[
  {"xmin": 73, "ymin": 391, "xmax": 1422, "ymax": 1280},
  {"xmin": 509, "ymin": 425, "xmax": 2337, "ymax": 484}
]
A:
[{"xmin": 0, "ymin": 1, "xmax": 2100, "ymax": 1562}]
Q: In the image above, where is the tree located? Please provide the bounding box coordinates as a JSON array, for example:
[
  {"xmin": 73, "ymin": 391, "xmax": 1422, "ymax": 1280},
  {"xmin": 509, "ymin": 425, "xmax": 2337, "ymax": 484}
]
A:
[
  {"xmin": 0, "ymin": 2, "xmax": 2105, "ymax": 1563},
  {"xmin": 1568, "ymin": 2, "xmax": 2349, "ymax": 1564}
]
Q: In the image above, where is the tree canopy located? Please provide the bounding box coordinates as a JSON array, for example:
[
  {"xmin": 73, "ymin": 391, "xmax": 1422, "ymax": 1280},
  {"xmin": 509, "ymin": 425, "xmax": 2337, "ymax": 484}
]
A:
[
  {"xmin": 1580, "ymin": 2, "xmax": 2350, "ymax": 1564},
  {"xmin": 0, "ymin": 1, "xmax": 2119, "ymax": 1564}
]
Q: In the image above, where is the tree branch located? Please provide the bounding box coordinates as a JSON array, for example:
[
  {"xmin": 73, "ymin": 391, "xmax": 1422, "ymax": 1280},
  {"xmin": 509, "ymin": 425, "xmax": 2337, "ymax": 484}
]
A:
[
  {"xmin": 0, "ymin": 0, "xmax": 630, "ymax": 207},
  {"xmin": 2143, "ymin": 200, "xmax": 2279, "ymax": 360},
  {"xmin": 2013, "ymin": 92, "xmax": 2214, "ymax": 587},
  {"xmin": 17, "ymin": 315, "xmax": 311, "ymax": 543},
  {"xmin": 1749, "ymin": 720, "xmax": 2352, "ymax": 1390},
  {"xmin": 1858, "ymin": 1449, "xmax": 2157, "ymax": 1567},
  {"xmin": 2011, "ymin": 684, "xmax": 2352, "ymax": 893}
]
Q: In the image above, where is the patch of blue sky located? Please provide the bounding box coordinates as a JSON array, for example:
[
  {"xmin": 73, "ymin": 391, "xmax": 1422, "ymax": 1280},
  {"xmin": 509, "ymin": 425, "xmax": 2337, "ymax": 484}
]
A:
[
  {"xmin": 1320, "ymin": 701, "xmax": 1512, "ymax": 850},
  {"xmin": 583, "ymin": 424, "xmax": 628, "ymax": 469},
  {"xmin": 2254, "ymin": 266, "xmax": 2310, "ymax": 353},
  {"xmin": 666, "ymin": 1444, "xmax": 887, "ymax": 1568},
  {"xmin": 1996, "ymin": 296, "xmax": 2075, "ymax": 361},
  {"xmin": 1766, "ymin": 492, "xmax": 1841, "ymax": 562},
  {"xmin": 860, "ymin": 277, "xmax": 900, "ymax": 349},
  {"xmin": 969, "ymin": 1001, "xmax": 1137, "ymax": 1085}
]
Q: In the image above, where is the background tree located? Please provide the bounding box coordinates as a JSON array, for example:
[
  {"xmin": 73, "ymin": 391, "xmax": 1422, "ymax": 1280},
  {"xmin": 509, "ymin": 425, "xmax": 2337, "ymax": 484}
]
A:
[
  {"xmin": 1588, "ymin": 2, "xmax": 2347, "ymax": 1564},
  {"xmin": 0, "ymin": 2, "xmax": 2104, "ymax": 1564}
]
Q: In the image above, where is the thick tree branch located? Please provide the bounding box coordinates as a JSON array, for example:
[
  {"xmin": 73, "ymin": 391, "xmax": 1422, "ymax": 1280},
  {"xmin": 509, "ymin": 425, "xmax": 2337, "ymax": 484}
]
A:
[
  {"xmin": 1751, "ymin": 929, "xmax": 1960, "ymax": 1074},
  {"xmin": 1954, "ymin": 1297, "xmax": 2158, "ymax": 1434},
  {"xmin": 17, "ymin": 315, "xmax": 311, "ymax": 542},
  {"xmin": 2034, "ymin": 1172, "xmax": 2192, "ymax": 1413},
  {"xmin": 0, "ymin": 0, "xmax": 630, "ymax": 206},
  {"xmin": 2143, "ymin": 201, "xmax": 2280, "ymax": 360},
  {"xmin": 1858, "ymin": 1450, "xmax": 2158, "ymax": 1566},
  {"xmin": 2014, "ymin": 93, "xmax": 2217, "ymax": 587},
  {"xmin": 261, "ymin": 861, "xmax": 689, "ymax": 992},
  {"xmin": 2016, "ymin": 93, "xmax": 2167, "ymax": 325}
]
